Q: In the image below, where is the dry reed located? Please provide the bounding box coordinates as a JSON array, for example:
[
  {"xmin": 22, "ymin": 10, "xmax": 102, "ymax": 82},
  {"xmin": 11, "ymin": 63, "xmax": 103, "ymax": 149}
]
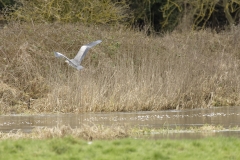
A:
[
  {"xmin": 0, "ymin": 23, "xmax": 240, "ymax": 114},
  {"xmin": 0, "ymin": 124, "xmax": 129, "ymax": 140},
  {"xmin": 1, "ymin": 124, "xmax": 237, "ymax": 140}
]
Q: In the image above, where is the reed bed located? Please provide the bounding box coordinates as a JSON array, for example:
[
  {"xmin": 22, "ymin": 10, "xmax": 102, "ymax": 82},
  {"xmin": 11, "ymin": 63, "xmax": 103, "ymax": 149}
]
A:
[{"xmin": 0, "ymin": 23, "xmax": 240, "ymax": 114}]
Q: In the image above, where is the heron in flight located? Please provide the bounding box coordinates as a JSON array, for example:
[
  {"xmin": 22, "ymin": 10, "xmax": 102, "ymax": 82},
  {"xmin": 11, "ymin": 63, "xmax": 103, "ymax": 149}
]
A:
[{"xmin": 54, "ymin": 40, "xmax": 102, "ymax": 70}]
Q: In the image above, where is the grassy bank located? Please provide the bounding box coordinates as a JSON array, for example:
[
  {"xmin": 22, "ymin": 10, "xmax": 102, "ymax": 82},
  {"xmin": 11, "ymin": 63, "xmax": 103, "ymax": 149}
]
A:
[
  {"xmin": 0, "ymin": 23, "xmax": 240, "ymax": 114},
  {"xmin": 0, "ymin": 136, "xmax": 240, "ymax": 160}
]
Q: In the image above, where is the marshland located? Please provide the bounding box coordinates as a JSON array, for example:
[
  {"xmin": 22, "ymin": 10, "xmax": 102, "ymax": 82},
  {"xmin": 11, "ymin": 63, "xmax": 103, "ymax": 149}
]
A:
[
  {"xmin": 0, "ymin": 0, "xmax": 240, "ymax": 159},
  {"xmin": 1, "ymin": 0, "xmax": 240, "ymax": 114},
  {"xmin": 1, "ymin": 23, "xmax": 240, "ymax": 114}
]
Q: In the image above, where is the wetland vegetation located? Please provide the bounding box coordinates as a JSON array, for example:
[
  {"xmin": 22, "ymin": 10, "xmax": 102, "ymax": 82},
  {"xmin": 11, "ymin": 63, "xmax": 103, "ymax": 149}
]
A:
[
  {"xmin": 0, "ymin": 22, "xmax": 240, "ymax": 114},
  {"xmin": 0, "ymin": 124, "xmax": 240, "ymax": 159},
  {"xmin": 0, "ymin": 0, "xmax": 240, "ymax": 114},
  {"xmin": 0, "ymin": 1, "xmax": 240, "ymax": 158}
]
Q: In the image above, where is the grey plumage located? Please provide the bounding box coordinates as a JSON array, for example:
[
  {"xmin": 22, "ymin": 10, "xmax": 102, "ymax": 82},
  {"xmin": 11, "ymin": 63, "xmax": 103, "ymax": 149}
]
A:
[{"xmin": 54, "ymin": 40, "xmax": 102, "ymax": 70}]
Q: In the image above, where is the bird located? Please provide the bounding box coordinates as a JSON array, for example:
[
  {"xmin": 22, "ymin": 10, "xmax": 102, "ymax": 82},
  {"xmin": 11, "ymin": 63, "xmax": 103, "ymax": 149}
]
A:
[{"xmin": 54, "ymin": 40, "xmax": 102, "ymax": 70}]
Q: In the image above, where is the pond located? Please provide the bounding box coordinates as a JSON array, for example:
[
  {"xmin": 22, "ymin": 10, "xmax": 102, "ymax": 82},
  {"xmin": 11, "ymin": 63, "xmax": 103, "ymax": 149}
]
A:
[{"xmin": 0, "ymin": 106, "xmax": 240, "ymax": 139}]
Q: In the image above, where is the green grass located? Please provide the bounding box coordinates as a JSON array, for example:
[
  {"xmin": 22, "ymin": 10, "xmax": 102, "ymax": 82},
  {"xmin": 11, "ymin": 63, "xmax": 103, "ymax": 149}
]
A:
[{"xmin": 0, "ymin": 136, "xmax": 239, "ymax": 160}]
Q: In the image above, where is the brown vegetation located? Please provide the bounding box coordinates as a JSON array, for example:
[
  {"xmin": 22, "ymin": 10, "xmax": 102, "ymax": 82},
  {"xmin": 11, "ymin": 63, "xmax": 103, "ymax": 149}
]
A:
[
  {"xmin": 0, "ymin": 125, "xmax": 129, "ymax": 140},
  {"xmin": 0, "ymin": 23, "xmax": 240, "ymax": 114},
  {"xmin": 0, "ymin": 124, "xmax": 237, "ymax": 140}
]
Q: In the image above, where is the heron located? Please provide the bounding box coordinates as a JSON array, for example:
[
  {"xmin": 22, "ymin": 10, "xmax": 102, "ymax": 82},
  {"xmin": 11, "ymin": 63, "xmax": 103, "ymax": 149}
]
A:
[{"xmin": 54, "ymin": 40, "xmax": 102, "ymax": 70}]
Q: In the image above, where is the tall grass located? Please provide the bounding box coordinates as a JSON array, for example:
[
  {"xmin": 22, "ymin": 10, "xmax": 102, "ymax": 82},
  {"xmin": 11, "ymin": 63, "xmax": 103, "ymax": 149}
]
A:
[{"xmin": 0, "ymin": 23, "xmax": 240, "ymax": 114}]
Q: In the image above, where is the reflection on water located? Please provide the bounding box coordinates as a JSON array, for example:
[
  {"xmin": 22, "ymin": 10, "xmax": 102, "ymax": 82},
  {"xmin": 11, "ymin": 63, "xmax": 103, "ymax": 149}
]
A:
[{"xmin": 0, "ymin": 106, "xmax": 240, "ymax": 139}]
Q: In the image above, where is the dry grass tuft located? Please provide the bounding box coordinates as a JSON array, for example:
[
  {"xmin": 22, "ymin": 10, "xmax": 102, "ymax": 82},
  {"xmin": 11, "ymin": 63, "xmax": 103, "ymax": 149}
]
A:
[
  {"xmin": 1, "ymin": 124, "xmax": 238, "ymax": 140},
  {"xmin": 0, "ymin": 23, "xmax": 240, "ymax": 114},
  {"xmin": 0, "ymin": 125, "xmax": 129, "ymax": 140}
]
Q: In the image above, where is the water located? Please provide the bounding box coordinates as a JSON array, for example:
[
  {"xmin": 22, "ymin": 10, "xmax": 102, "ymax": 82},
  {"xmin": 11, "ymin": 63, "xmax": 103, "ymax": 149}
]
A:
[{"xmin": 0, "ymin": 106, "xmax": 240, "ymax": 139}]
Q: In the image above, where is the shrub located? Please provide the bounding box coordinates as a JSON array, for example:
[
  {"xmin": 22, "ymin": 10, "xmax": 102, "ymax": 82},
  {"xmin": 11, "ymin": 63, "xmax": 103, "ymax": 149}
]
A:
[
  {"xmin": 5, "ymin": 0, "xmax": 130, "ymax": 25},
  {"xmin": 129, "ymin": 0, "xmax": 240, "ymax": 32}
]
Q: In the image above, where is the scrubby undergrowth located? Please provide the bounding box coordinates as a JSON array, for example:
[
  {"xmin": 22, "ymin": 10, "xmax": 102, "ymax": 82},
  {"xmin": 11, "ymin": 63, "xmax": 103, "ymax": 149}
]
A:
[
  {"xmin": 0, "ymin": 23, "xmax": 240, "ymax": 114},
  {"xmin": 4, "ymin": 0, "xmax": 130, "ymax": 24}
]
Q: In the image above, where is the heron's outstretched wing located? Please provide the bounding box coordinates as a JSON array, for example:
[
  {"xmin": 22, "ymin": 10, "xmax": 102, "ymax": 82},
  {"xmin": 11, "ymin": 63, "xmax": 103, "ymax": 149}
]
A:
[
  {"xmin": 73, "ymin": 40, "xmax": 102, "ymax": 64},
  {"xmin": 54, "ymin": 52, "xmax": 71, "ymax": 61}
]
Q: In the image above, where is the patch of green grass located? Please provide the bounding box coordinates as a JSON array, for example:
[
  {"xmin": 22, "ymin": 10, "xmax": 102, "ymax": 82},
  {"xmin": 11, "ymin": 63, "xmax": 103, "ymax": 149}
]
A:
[{"xmin": 0, "ymin": 136, "xmax": 240, "ymax": 160}]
